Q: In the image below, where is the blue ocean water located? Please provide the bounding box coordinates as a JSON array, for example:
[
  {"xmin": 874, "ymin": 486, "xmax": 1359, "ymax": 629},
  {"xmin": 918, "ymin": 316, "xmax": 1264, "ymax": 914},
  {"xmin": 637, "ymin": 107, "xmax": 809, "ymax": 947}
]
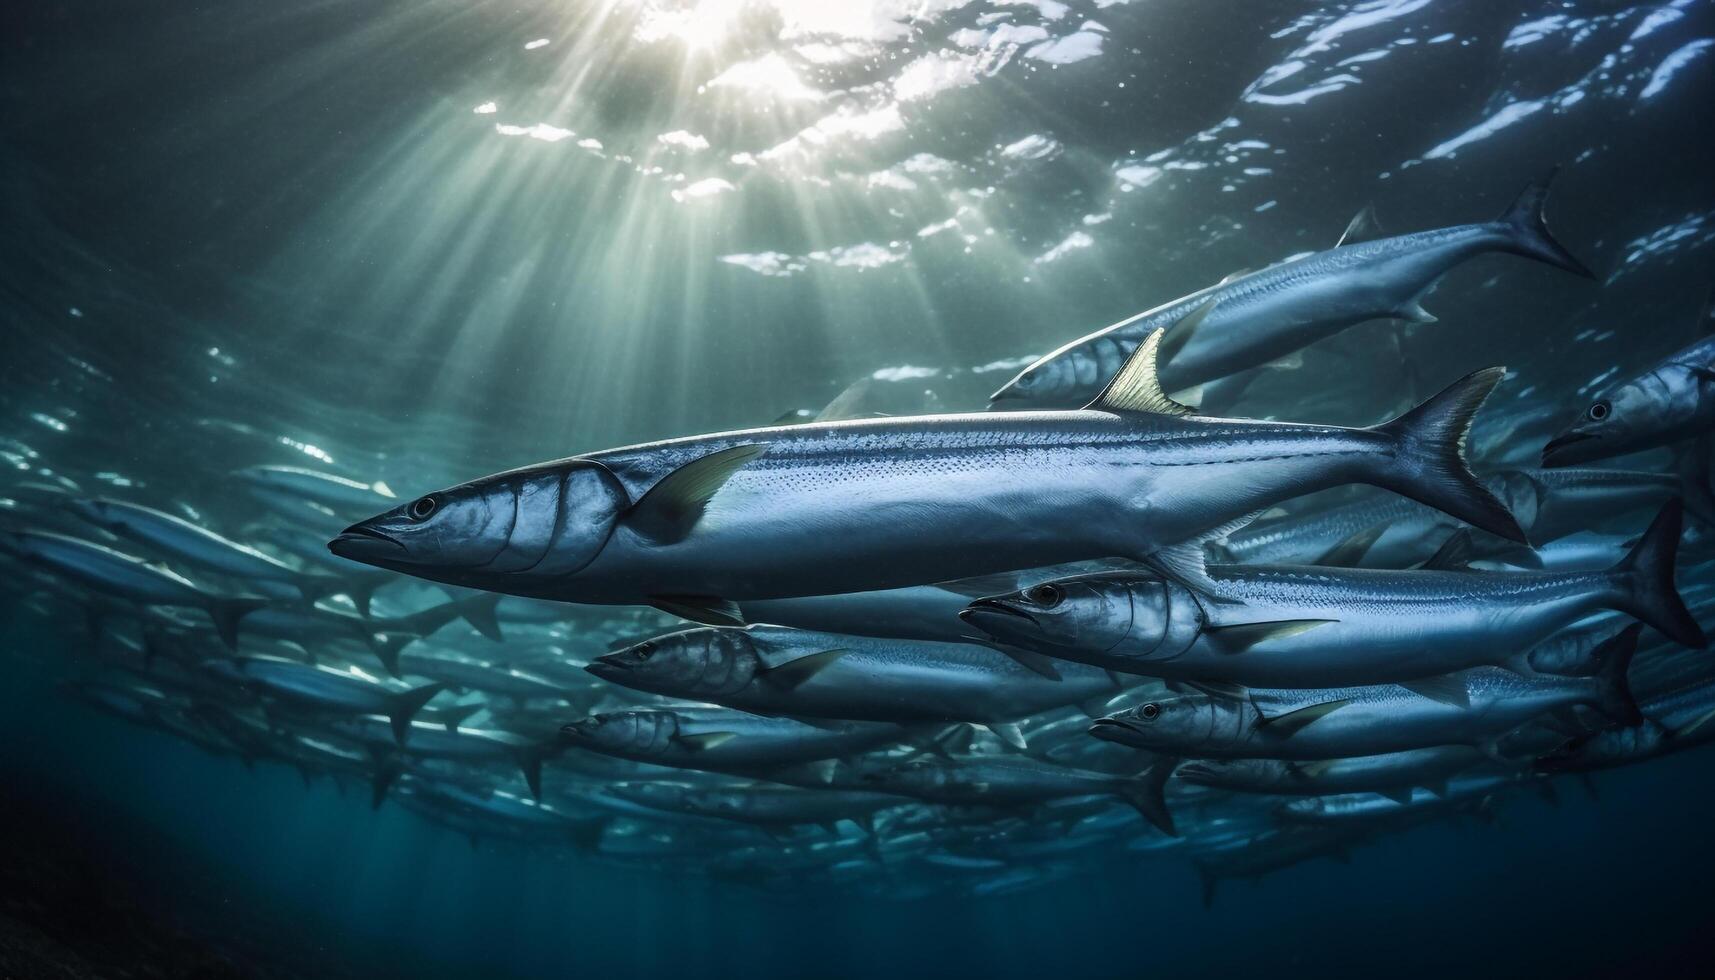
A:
[{"xmin": 4, "ymin": 2, "xmax": 1714, "ymax": 976}]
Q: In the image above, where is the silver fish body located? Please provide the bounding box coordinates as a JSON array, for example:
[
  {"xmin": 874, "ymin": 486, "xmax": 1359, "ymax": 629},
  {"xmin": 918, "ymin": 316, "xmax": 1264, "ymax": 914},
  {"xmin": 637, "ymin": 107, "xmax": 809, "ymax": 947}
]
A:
[
  {"xmin": 1543, "ymin": 333, "xmax": 1715, "ymax": 466},
  {"xmin": 329, "ymin": 370, "xmax": 1521, "ymax": 607},
  {"xmin": 587, "ymin": 626, "xmax": 1131, "ymax": 726},
  {"xmin": 991, "ymin": 177, "xmax": 1589, "ymax": 407}
]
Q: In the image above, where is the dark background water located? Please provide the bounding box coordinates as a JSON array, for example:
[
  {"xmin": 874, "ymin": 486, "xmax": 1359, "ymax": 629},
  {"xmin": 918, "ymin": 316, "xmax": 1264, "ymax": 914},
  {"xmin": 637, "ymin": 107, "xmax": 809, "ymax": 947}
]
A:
[{"xmin": 4, "ymin": 1, "xmax": 1714, "ymax": 976}]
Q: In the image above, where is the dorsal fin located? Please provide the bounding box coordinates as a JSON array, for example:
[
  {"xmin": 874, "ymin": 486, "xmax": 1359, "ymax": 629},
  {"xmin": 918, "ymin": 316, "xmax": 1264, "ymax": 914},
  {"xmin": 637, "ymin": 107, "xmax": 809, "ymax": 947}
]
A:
[
  {"xmin": 1216, "ymin": 268, "xmax": 1252, "ymax": 286},
  {"xmin": 1087, "ymin": 328, "xmax": 1193, "ymax": 416},
  {"xmin": 1420, "ymin": 529, "xmax": 1476, "ymax": 571},
  {"xmin": 1336, "ymin": 204, "xmax": 1382, "ymax": 247},
  {"xmin": 628, "ymin": 443, "xmax": 767, "ymax": 542},
  {"xmin": 647, "ymin": 595, "xmax": 745, "ymax": 627}
]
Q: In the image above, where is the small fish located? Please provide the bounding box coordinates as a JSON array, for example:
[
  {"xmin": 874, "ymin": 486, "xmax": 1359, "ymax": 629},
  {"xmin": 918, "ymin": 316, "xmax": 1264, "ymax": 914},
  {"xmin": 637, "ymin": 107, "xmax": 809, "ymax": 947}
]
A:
[
  {"xmin": 1542, "ymin": 304, "xmax": 1715, "ymax": 466},
  {"xmin": 560, "ymin": 708, "xmax": 921, "ymax": 777},
  {"xmin": 64, "ymin": 497, "xmax": 342, "ymax": 603},
  {"xmin": 990, "ymin": 173, "xmax": 1591, "ymax": 408},
  {"xmin": 5, "ymin": 530, "xmax": 266, "ymax": 648},
  {"xmin": 233, "ymin": 464, "xmax": 397, "ymax": 513},
  {"xmin": 200, "ymin": 656, "xmax": 444, "ymax": 744},
  {"xmin": 585, "ymin": 626, "xmax": 1130, "ymax": 730},
  {"xmin": 1175, "ymin": 746, "xmax": 1490, "ymax": 802}
]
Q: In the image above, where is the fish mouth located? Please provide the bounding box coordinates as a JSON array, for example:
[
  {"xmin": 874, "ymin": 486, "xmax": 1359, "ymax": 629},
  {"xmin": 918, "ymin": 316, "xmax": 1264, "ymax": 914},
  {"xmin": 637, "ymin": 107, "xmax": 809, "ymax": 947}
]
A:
[
  {"xmin": 559, "ymin": 718, "xmax": 599, "ymax": 741},
  {"xmin": 1087, "ymin": 717, "xmax": 1144, "ymax": 744},
  {"xmin": 1540, "ymin": 430, "xmax": 1599, "ymax": 466},
  {"xmin": 328, "ymin": 524, "xmax": 406, "ymax": 562},
  {"xmin": 584, "ymin": 656, "xmax": 629, "ymax": 681},
  {"xmin": 959, "ymin": 598, "xmax": 1039, "ymax": 634}
]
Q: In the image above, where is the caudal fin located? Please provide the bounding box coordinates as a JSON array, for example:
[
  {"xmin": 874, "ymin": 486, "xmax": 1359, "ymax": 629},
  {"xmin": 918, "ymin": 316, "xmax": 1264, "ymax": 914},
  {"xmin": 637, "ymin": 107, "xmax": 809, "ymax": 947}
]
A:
[
  {"xmin": 1115, "ymin": 761, "xmax": 1178, "ymax": 837},
  {"xmin": 392, "ymin": 594, "xmax": 503, "ymax": 642},
  {"xmin": 1496, "ymin": 169, "xmax": 1594, "ymax": 278},
  {"xmin": 387, "ymin": 681, "xmax": 447, "ymax": 745},
  {"xmin": 1588, "ymin": 624, "xmax": 1643, "ymax": 727},
  {"xmin": 1369, "ymin": 367, "xmax": 1528, "ymax": 543},
  {"xmin": 1609, "ymin": 499, "xmax": 1706, "ymax": 648},
  {"xmin": 206, "ymin": 597, "xmax": 268, "ymax": 651},
  {"xmin": 367, "ymin": 631, "xmax": 412, "ymax": 678},
  {"xmin": 455, "ymin": 594, "xmax": 504, "ymax": 642}
]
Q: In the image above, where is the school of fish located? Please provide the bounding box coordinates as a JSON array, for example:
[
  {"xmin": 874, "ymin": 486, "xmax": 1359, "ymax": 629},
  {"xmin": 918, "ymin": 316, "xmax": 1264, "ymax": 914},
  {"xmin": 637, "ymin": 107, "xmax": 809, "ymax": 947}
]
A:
[{"xmin": 6, "ymin": 173, "xmax": 1714, "ymax": 902}]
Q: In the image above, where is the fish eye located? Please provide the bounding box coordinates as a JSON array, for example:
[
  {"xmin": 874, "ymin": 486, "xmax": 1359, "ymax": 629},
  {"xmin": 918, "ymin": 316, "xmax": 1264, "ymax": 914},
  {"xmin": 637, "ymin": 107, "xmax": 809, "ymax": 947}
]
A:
[
  {"xmin": 1016, "ymin": 373, "xmax": 1036, "ymax": 388},
  {"xmin": 1140, "ymin": 703, "xmax": 1160, "ymax": 720},
  {"xmin": 408, "ymin": 496, "xmax": 438, "ymax": 520},
  {"xmin": 1586, "ymin": 400, "xmax": 1610, "ymax": 422},
  {"xmin": 1026, "ymin": 583, "xmax": 1063, "ymax": 608}
]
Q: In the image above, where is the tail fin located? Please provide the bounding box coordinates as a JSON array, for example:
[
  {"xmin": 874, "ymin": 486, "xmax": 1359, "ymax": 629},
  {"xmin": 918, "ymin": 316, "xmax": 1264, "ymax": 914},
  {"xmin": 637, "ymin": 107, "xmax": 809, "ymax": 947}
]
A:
[
  {"xmin": 387, "ymin": 682, "xmax": 447, "ymax": 744},
  {"xmin": 344, "ymin": 578, "xmax": 378, "ymax": 618},
  {"xmin": 1609, "ymin": 499, "xmax": 1706, "ymax": 648},
  {"xmin": 1588, "ymin": 624, "xmax": 1643, "ymax": 726},
  {"xmin": 1496, "ymin": 169, "xmax": 1594, "ymax": 278},
  {"xmin": 1115, "ymin": 761, "xmax": 1178, "ymax": 837},
  {"xmin": 432, "ymin": 700, "xmax": 484, "ymax": 731},
  {"xmin": 206, "ymin": 597, "xmax": 267, "ymax": 651},
  {"xmin": 367, "ymin": 632, "xmax": 412, "ymax": 678},
  {"xmin": 392, "ymin": 595, "xmax": 502, "ymax": 641},
  {"xmin": 455, "ymin": 594, "xmax": 504, "ymax": 642},
  {"xmin": 1369, "ymin": 368, "xmax": 1528, "ymax": 543}
]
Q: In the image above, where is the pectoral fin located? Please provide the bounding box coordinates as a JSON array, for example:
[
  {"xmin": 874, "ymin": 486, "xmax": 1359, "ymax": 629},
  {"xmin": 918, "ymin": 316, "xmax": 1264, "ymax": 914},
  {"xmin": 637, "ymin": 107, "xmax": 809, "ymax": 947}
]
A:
[
  {"xmin": 672, "ymin": 731, "xmax": 739, "ymax": 752},
  {"xmin": 1399, "ymin": 674, "xmax": 1471, "ymax": 709},
  {"xmin": 647, "ymin": 595, "xmax": 745, "ymax": 627},
  {"xmin": 1394, "ymin": 301, "xmax": 1438, "ymax": 324},
  {"xmin": 1419, "ymin": 529, "xmax": 1476, "ymax": 571},
  {"xmin": 627, "ymin": 443, "xmax": 768, "ymax": 542},
  {"xmin": 990, "ymin": 644, "xmax": 1062, "ymax": 680},
  {"xmin": 1254, "ymin": 698, "xmax": 1351, "ymax": 738},
  {"xmin": 1204, "ymin": 619, "xmax": 1335, "ymax": 654},
  {"xmin": 759, "ymin": 649, "xmax": 847, "ymax": 691}
]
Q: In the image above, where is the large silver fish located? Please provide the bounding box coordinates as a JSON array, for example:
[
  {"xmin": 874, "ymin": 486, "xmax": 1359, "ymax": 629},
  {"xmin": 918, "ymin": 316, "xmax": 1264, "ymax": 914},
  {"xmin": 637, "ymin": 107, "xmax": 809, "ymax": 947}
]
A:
[
  {"xmin": 962, "ymin": 502, "xmax": 1700, "ymax": 689},
  {"xmin": 1088, "ymin": 626, "xmax": 1640, "ymax": 761},
  {"xmin": 989, "ymin": 174, "xmax": 1591, "ymax": 408},
  {"xmin": 329, "ymin": 337, "xmax": 1523, "ymax": 616}
]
